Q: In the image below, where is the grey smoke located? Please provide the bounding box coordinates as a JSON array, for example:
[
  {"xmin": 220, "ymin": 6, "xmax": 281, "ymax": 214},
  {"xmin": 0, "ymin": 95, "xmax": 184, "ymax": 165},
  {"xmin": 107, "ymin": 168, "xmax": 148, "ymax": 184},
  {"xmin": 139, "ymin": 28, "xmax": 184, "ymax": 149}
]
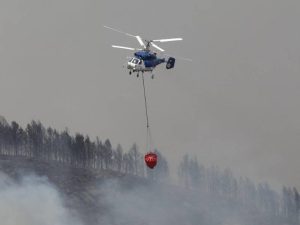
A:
[
  {"xmin": 0, "ymin": 170, "xmax": 287, "ymax": 225},
  {"xmin": 97, "ymin": 179, "xmax": 242, "ymax": 225},
  {"xmin": 0, "ymin": 172, "xmax": 82, "ymax": 225}
]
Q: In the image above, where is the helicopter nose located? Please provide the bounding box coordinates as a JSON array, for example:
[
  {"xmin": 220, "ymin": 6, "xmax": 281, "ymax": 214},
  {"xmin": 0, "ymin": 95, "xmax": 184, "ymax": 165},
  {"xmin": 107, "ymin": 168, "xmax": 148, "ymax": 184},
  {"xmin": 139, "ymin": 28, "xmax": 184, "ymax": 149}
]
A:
[{"xmin": 127, "ymin": 62, "xmax": 135, "ymax": 69}]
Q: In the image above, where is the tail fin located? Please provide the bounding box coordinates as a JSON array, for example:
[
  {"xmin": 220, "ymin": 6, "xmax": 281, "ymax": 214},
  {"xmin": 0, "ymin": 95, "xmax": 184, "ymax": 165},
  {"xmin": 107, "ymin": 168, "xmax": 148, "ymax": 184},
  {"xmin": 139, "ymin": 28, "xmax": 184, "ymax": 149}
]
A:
[{"xmin": 166, "ymin": 57, "xmax": 175, "ymax": 69}]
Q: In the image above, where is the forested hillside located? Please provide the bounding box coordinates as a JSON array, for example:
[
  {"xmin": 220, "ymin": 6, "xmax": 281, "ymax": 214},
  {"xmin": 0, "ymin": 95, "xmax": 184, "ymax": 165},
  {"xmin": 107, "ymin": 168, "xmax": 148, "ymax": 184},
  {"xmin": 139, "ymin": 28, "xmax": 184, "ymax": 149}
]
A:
[
  {"xmin": 0, "ymin": 118, "xmax": 299, "ymax": 225},
  {"xmin": 0, "ymin": 119, "xmax": 168, "ymax": 179}
]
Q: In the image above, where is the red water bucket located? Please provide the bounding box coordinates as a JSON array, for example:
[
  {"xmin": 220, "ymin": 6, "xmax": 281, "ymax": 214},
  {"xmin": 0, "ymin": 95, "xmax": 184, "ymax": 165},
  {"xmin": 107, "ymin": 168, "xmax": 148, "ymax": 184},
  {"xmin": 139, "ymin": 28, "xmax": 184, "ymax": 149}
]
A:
[{"xmin": 144, "ymin": 152, "xmax": 157, "ymax": 169}]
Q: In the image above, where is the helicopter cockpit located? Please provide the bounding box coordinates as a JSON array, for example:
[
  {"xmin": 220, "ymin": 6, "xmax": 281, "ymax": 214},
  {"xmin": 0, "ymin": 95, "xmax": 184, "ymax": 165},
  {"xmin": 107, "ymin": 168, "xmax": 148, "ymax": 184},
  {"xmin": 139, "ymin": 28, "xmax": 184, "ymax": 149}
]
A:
[
  {"xmin": 128, "ymin": 57, "xmax": 142, "ymax": 65},
  {"xmin": 127, "ymin": 57, "xmax": 143, "ymax": 71}
]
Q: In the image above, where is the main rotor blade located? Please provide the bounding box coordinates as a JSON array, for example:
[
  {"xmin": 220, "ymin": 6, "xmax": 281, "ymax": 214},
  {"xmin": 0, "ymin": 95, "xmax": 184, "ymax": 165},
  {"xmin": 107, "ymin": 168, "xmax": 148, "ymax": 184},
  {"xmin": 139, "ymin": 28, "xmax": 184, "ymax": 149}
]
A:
[
  {"xmin": 104, "ymin": 25, "xmax": 136, "ymax": 37},
  {"xmin": 150, "ymin": 42, "xmax": 165, "ymax": 52},
  {"xmin": 112, "ymin": 45, "xmax": 138, "ymax": 51},
  {"xmin": 152, "ymin": 38, "xmax": 183, "ymax": 42},
  {"xmin": 136, "ymin": 36, "xmax": 146, "ymax": 48}
]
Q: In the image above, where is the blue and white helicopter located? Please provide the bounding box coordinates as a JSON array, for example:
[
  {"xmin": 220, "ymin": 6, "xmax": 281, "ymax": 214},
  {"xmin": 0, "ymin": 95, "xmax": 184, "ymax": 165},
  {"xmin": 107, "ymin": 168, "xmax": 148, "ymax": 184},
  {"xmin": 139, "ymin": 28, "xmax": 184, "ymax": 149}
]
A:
[{"xmin": 104, "ymin": 26, "xmax": 189, "ymax": 79}]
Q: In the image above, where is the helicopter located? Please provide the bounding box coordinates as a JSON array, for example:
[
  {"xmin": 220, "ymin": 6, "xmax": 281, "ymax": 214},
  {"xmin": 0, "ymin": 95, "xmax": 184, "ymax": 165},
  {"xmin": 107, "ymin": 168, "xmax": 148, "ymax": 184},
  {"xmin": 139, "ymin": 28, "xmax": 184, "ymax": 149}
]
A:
[{"xmin": 104, "ymin": 26, "xmax": 189, "ymax": 79}]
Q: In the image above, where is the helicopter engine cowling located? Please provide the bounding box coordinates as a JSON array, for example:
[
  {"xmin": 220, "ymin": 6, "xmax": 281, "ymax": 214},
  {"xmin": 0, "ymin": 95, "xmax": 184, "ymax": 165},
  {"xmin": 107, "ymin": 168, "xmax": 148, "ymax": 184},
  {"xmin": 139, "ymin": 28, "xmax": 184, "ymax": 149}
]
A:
[
  {"xmin": 144, "ymin": 58, "xmax": 166, "ymax": 68},
  {"xmin": 166, "ymin": 57, "xmax": 175, "ymax": 69}
]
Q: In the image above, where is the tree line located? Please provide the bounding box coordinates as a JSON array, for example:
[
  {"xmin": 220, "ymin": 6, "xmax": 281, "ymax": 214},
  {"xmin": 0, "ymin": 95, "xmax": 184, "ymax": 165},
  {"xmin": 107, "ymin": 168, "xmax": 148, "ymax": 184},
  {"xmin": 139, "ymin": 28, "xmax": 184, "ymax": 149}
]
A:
[
  {"xmin": 0, "ymin": 120, "xmax": 168, "ymax": 179},
  {"xmin": 178, "ymin": 154, "xmax": 300, "ymax": 225}
]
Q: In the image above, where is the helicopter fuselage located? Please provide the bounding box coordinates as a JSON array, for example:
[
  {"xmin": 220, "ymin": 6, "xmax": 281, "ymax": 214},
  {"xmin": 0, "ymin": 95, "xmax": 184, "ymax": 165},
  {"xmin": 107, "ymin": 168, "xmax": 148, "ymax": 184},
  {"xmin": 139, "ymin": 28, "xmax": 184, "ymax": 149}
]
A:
[{"xmin": 127, "ymin": 50, "xmax": 166, "ymax": 73}]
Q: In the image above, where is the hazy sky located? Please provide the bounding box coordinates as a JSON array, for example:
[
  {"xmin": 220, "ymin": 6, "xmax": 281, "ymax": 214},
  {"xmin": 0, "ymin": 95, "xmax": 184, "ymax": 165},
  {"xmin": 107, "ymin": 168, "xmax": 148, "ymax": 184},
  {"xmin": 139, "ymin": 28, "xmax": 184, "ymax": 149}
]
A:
[{"xmin": 1, "ymin": 0, "xmax": 300, "ymax": 189}]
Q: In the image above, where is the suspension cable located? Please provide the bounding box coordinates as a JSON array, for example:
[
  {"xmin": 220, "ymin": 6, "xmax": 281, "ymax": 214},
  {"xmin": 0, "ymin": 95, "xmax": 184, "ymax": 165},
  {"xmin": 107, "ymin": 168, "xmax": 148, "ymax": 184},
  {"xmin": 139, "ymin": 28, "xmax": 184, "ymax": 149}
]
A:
[
  {"xmin": 141, "ymin": 73, "xmax": 152, "ymax": 152},
  {"xmin": 141, "ymin": 73, "xmax": 149, "ymax": 129}
]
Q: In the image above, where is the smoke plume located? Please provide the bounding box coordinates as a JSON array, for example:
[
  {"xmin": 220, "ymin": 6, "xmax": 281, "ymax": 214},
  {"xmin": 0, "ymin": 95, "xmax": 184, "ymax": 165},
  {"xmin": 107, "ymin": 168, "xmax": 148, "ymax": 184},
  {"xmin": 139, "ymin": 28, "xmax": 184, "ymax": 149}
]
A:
[{"xmin": 0, "ymin": 172, "xmax": 82, "ymax": 225}]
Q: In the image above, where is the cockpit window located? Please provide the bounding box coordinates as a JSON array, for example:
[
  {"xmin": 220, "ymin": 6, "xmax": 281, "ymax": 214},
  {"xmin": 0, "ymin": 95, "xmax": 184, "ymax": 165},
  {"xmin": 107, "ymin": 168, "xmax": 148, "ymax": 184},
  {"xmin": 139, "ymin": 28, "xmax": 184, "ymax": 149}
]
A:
[
  {"xmin": 132, "ymin": 59, "xmax": 140, "ymax": 64},
  {"xmin": 128, "ymin": 58, "xmax": 142, "ymax": 65}
]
